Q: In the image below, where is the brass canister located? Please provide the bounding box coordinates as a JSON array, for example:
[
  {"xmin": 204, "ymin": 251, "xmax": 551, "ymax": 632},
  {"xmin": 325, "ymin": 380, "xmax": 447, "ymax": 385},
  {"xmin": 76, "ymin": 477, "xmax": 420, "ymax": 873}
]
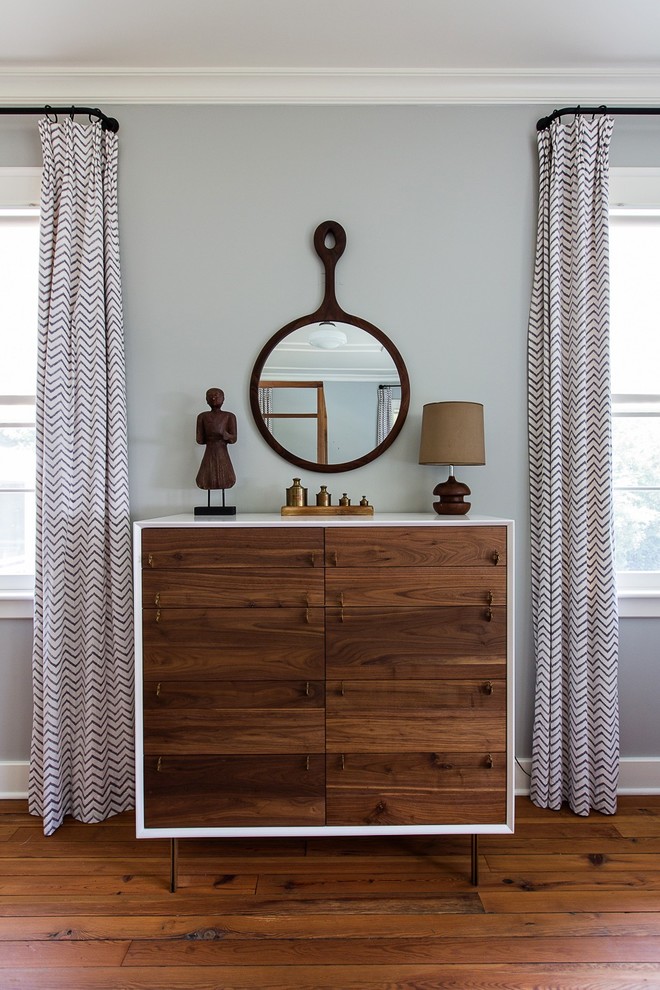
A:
[
  {"xmin": 286, "ymin": 478, "xmax": 307, "ymax": 506},
  {"xmin": 316, "ymin": 485, "xmax": 331, "ymax": 506}
]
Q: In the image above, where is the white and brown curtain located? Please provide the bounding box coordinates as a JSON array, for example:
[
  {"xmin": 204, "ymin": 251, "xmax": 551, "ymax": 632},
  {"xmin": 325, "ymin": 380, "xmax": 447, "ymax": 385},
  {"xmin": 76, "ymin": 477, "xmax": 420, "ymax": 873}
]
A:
[
  {"xmin": 258, "ymin": 385, "xmax": 273, "ymax": 433},
  {"xmin": 377, "ymin": 385, "xmax": 393, "ymax": 445},
  {"xmin": 528, "ymin": 114, "xmax": 619, "ymax": 816},
  {"xmin": 29, "ymin": 118, "xmax": 134, "ymax": 835}
]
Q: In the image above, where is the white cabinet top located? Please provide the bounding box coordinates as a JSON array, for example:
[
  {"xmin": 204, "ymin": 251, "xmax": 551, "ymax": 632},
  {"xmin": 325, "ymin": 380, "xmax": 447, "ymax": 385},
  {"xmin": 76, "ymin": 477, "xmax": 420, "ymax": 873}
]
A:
[{"xmin": 134, "ymin": 512, "xmax": 514, "ymax": 529}]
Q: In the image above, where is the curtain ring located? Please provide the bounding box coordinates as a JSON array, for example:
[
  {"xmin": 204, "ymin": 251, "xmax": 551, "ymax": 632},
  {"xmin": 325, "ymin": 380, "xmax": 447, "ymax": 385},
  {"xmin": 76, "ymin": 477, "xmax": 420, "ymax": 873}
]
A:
[{"xmin": 44, "ymin": 105, "xmax": 57, "ymax": 123}]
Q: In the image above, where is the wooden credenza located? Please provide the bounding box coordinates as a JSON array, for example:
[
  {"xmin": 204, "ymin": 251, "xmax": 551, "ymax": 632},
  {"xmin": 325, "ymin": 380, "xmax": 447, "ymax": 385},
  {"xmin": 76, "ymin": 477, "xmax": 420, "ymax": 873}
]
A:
[{"xmin": 134, "ymin": 513, "xmax": 514, "ymax": 886}]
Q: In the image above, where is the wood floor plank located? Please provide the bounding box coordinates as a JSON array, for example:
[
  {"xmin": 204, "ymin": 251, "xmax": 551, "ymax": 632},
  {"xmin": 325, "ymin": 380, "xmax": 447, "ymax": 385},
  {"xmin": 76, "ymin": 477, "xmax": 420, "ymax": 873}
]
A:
[
  {"xmin": 614, "ymin": 819, "xmax": 660, "ymax": 838},
  {"xmin": 0, "ymin": 838, "xmax": 170, "ymax": 858},
  {"xmin": 0, "ymin": 874, "xmax": 257, "ymax": 896},
  {"xmin": 480, "ymin": 890, "xmax": 660, "ymax": 913},
  {"xmin": 4, "ymin": 830, "xmax": 306, "ymax": 856},
  {"xmin": 0, "ymin": 857, "xmax": 254, "ymax": 877},
  {"xmin": 2, "ymin": 911, "xmax": 659, "ymax": 941},
  {"xmin": 484, "ymin": 852, "xmax": 660, "ymax": 872},
  {"xmin": 480, "ymin": 836, "xmax": 660, "ymax": 854},
  {"xmin": 1, "ymin": 963, "xmax": 660, "ymax": 990},
  {"xmin": 0, "ymin": 941, "xmax": 129, "ymax": 967},
  {"xmin": 479, "ymin": 869, "xmax": 660, "ymax": 890},
  {"xmin": 497, "ymin": 821, "xmax": 623, "ymax": 839},
  {"xmin": 256, "ymin": 869, "xmax": 473, "ymax": 897},
  {"xmin": 122, "ymin": 934, "xmax": 660, "ymax": 966},
  {"xmin": 5, "ymin": 825, "xmax": 155, "ymax": 845},
  {"xmin": 0, "ymin": 892, "xmax": 484, "ymax": 918}
]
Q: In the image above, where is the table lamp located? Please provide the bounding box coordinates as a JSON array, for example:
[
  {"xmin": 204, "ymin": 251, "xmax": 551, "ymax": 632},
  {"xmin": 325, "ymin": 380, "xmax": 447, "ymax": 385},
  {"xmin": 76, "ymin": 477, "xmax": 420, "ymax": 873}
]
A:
[{"xmin": 418, "ymin": 401, "xmax": 485, "ymax": 515}]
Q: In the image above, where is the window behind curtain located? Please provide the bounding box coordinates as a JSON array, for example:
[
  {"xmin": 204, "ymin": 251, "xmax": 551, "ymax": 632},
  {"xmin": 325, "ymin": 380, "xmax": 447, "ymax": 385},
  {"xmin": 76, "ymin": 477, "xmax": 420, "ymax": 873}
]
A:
[
  {"xmin": 610, "ymin": 168, "xmax": 660, "ymax": 597},
  {"xmin": 0, "ymin": 169, "xmax": 40, "ymax": 591}
]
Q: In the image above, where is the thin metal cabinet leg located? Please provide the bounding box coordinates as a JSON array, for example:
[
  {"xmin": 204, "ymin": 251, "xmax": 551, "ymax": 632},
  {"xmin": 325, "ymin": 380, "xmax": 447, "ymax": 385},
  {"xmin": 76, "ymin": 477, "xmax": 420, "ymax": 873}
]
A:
[
  {"xmin": 170, "ymin": 838, "xmax": 178, "ymax": 893},
  {"xmin": 470, "ymin": 835, "xmax": 479, "ymax": 885}
]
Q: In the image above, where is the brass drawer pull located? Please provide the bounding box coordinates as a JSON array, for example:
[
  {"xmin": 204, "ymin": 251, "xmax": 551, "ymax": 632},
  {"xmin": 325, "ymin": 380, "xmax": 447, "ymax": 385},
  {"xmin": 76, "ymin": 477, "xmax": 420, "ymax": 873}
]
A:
[
  {"xmin": 154, "ymin": 593, "xmax": 160, "ymax": 607},
  {"xmin": 483, "ymin": 680, "xmax": 493, "ymax": 696},
  {"xmin": 485, "ymin": 754, "xmax": 494, "ymax": 769},
  {"xmin": 340, "ymin": 681, "xmax": 345, "ymax": 696},
  {"xmin": 305, "ymin": 681, "xmax": 311, "ymax": 697},
  {"xmin": 156, "ymin": 757, "xmax": 162, "ymax": 772},
  {"xmin": 341, "ymin": 754, "xmax": 345, "ymax": 770},
  {"xmin": 155, "ymin": 609, "xmax": 161, "ymax": 623},
  {"xmin": 147, "ymin": 553, "xmax": 154, "ymax": 568},
  {"xmin": 306, "ymin": 755, "xmax": 310, "ymax": 771},
  {"xmin": 484, "ymin": 607, "xmax": 492, "ymax": 622},
  {"xmin": 332, "ymin": 550, "xmax": 338, "ymax": 566},
  {"xmin": 486, "ymin": 591, "xmax": 494, "ymax": 605},
  {"xmin": 491, "ymin": 550, "xmax": 500, "ymax": 566},
  {"xmin": 156, "ymin": 682, "xmax": 161, "ymax": 697}
]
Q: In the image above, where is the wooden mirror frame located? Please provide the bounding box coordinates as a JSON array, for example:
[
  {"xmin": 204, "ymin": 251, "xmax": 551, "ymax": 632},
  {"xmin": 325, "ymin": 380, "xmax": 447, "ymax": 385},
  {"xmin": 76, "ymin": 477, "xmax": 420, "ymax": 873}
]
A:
[{"xmin": 249, "ymin": 220, "xmax": 410, "ymax": 473}]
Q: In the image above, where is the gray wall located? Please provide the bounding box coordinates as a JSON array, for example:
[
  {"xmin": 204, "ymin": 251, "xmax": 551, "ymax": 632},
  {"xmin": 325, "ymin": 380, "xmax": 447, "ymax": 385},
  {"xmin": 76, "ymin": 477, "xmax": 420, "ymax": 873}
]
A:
[{"xmin": 1, "ymin": 103, "xmax": 658, "ymax": 775}]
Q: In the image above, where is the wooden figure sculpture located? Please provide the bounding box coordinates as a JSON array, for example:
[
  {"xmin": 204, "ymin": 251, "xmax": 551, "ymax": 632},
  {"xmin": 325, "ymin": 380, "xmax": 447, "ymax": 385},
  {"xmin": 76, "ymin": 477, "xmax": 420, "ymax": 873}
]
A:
[{"xmin": 194, "ymin": 387, "xmax": 237, "ymax": 515}]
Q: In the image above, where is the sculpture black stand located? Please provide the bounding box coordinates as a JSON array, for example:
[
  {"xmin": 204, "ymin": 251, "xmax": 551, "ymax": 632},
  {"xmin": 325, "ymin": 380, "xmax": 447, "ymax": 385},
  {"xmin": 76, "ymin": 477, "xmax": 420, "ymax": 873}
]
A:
[{"xmin": 194, "ymin": 489, "xmax": 236, "ymax": 516}]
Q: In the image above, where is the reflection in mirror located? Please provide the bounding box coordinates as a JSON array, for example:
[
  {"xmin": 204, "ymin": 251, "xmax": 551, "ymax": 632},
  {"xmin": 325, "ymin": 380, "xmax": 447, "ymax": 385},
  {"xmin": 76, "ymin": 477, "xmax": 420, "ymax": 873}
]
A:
[
  {"xmin": 258, "ymin": 323, "xmax": 401, "ymax": 465},
  {"xmin": 249, "ymin": 221, "xmax": 410, "ymax": 473}
]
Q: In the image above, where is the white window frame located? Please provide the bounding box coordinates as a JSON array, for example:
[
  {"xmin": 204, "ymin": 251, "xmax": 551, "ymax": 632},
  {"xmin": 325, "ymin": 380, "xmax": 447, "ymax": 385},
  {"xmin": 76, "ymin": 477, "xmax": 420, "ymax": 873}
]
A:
[
  {"xmin": 0, "ymin": 168, "xmax": 40, "ymax": 618},
  {"xmin": 610, "ymin": 167, "xmax": 660, "ymax": 617}
]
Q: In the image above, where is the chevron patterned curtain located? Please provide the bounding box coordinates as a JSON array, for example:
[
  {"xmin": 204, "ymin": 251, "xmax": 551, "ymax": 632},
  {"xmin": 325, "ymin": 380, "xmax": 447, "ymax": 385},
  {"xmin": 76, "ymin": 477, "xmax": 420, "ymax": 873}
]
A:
[
  {"xmin": 377, "ymin": 385, "xmax": 393, "ymax": 445},
  {"xmin": 29, "ymin": 118, "xmax": 134, "ymax": 835},
  {"xmin": 528, "ymin": 115, "xmax": 619, "ymax": 816}
]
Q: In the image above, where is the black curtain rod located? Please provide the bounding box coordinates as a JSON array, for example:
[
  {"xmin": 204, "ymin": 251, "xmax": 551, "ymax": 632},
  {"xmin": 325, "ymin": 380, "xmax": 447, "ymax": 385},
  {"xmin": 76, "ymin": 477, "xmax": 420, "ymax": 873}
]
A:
[
  {"xmin": 537, "ymin": 105, "xmax": 660, "ymax": 132},
  {"xmin": 0, "ymin": 105, "xmax": 119, "ymax": 132}
]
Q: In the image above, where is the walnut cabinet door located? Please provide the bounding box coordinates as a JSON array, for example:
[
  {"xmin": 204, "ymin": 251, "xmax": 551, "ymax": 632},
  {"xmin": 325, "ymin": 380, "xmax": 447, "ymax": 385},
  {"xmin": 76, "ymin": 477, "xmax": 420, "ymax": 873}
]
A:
[
  {"xmin": 324, "ymin": 526, "xmax": 508, "ymax": 827},
  {"xmin": 141, "ymin": 527, "xmax": 326, "ymax": 828}
]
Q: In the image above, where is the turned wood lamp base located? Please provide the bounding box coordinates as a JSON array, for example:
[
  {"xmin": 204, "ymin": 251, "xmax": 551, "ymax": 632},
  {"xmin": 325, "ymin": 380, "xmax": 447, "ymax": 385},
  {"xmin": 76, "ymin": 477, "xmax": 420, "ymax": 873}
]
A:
[
  {"xmin": 418, "ymin": 402, "xmax": 485, "ymax": 518},
  {"xmin": 432, "ymin": 474, "xmax": 472, "ymax": 515}
]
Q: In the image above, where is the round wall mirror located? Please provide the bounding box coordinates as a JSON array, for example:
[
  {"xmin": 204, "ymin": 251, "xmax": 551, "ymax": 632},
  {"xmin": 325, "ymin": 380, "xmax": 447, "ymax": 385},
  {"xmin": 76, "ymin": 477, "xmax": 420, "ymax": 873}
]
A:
[{"xmin": 249, "ymin": 221, "xmax": 410, "ymax": 473}]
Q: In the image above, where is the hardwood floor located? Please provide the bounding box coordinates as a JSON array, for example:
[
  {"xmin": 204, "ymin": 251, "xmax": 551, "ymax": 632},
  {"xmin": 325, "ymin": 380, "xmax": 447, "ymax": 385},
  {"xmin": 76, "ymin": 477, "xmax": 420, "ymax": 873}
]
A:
[{"xmin": 0, "ymin": 795, "xmax": 659, "ymax": 989}]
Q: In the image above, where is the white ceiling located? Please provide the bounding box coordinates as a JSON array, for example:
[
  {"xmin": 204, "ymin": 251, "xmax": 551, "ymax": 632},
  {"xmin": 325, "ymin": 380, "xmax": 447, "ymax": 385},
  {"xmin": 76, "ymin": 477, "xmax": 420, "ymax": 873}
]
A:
[{"xmin": 3, "ymin": 0, "xmax": 660, "ymax": 105}]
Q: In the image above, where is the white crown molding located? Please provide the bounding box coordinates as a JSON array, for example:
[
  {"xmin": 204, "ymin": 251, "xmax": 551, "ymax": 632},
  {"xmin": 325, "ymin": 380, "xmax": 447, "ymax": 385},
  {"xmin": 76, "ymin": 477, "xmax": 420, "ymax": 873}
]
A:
[{"xmin": 2, "ymin": 67, "xmax": 660, "ymax": 106}]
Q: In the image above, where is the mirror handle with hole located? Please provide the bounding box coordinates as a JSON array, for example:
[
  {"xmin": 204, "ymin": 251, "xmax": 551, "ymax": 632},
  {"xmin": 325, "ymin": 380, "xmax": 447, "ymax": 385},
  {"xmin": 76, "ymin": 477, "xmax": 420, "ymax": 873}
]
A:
[{"xmin": 313, "ymin": 219, "xmax": 346, "ymax": 313}]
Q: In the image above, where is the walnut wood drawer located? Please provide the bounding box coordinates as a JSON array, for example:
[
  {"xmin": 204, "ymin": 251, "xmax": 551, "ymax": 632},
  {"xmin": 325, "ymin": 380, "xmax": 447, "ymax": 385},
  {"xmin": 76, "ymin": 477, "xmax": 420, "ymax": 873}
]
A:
[
  {"xmin": 326, "ymin": 606, "xmax": 506, "ymax": 679},
  {"xmin": 143, "ymin": 568, "xmax": 324, "ymax": 608},
  {"xmin": 326, "ymin": 709, "xmax": 505, "ymax": 753},
  {"xmin": 325, "ymin": 566, "xmax": 505, "ymax": 608},
  {"xmin": 325, "ymin": 526, "xmax": 506, "ymax": 568},
  {"xmin": 325, "ymin": 752, "xmax": 506, "ymax": 826},
  {"xmin": 144, "ymin": 754, "xmax": 325, "ymax": 828},
  {"xmin": 144, "ymin": 709, "xmax": 325, "ymax": 754},
  {"xmin": 144, "ymin": 679, "xmax": 325, "ymax": 710},
  {"xmin": 326, "ymin": 678, "xmax": 505, "ymax": 711},
  {"xmin": 143, "ymin": 607, "xmax": 324, "ymax": 680},
  {"xmin": 142, "ymin": 526, "xmax": 324, "ymax": 569}
]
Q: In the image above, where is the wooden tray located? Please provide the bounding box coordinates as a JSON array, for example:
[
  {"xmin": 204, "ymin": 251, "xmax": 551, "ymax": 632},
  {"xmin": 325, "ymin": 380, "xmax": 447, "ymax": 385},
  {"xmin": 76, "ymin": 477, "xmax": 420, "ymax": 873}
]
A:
[{"xmin": 281, "ymin": 505, "xmax": 374, "ymax": 516}]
